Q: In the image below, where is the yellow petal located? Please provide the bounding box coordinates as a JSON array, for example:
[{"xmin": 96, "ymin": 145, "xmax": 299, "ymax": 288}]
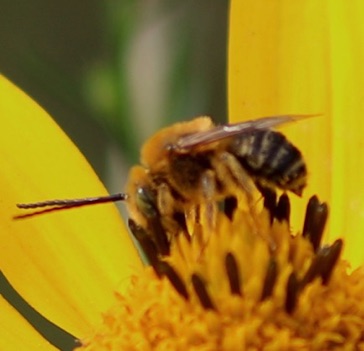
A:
[
  {"xmin": 0, "ymin": 75, "xmax": 142, "ymax": 337},
  {"xmin": 228, "ymin": 0, "xmax": 364, "ymax": 267}
]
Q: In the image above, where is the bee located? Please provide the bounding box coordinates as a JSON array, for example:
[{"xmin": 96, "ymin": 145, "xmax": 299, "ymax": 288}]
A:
[{"xmin": 17, "ymin": 115, "xmax": 308, "ymax": 257}]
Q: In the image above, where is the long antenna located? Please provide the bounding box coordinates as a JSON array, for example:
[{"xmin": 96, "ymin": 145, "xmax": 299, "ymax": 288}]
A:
[{"xmin": 17, "ymin": 193, "xmax": 128, "ymax": 209}]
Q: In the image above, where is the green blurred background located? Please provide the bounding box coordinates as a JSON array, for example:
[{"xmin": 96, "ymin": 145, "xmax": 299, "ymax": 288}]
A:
[
  {"xmin": 0, "ymin": 1, "xmax": 228, "ymax": 193},
  {"xmin": 0, "ymin": 2, "xmax": 229, "ymax": 344}
]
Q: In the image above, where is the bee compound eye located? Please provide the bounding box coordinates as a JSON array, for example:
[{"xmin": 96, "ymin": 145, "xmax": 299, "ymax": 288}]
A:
[
  {"xmin": 165, "ymin": 143, "xmax": 174, "ymax": 151},
  {"xmin": 136, "ymin": 187, "xmax": 159, "ymax": 218}
]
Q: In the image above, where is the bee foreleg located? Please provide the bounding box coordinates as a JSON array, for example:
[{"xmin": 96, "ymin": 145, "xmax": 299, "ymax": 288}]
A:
[
  {"xmin": 156, "ymin": 182, "xmax": 188, "ymax": 242},
  {"xmin": 157, "ymin": 183, "xmax": 175, "ymax": 217}
]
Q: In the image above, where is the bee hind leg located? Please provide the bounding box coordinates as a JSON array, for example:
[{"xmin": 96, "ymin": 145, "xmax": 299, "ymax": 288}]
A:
[
  {"xmin": 199, "ymin": 169, "xmax": 219, "ymax": 231},
  {"xmin": 213, "ymin": 151, "xmax": 256, "ymax": 204}
]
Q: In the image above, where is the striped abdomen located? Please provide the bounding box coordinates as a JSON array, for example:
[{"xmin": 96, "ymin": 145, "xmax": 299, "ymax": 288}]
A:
[{"xmin": 228, "ymin": 129, "xmax": 307, "ymax": 196}]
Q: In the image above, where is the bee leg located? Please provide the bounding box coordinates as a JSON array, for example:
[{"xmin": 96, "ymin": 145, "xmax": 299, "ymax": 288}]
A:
[
  {"xmin": 213, "ymin": 151, "xmax": 256, "ymax": 202},
  {"xmin": 255, "ymin": 183, "xmax": 277, "ymax": 224},
  {"xmin": 183, "ymin": 170, "xmax": 219, "ymax": 258},
  {"xmin": 200, "ymin": 169, "xmax": 218, "ymax": 230},
  {"xmin": 157, "ymin": 182, "xmax": 189, "ymax": 241},
  {"xmin": 157, "ymin": 182, "xmax": 175, "ymax": 218},
  {"xmin": 215, "ymin": 152, "xmax": 277, "ymax": 251}
]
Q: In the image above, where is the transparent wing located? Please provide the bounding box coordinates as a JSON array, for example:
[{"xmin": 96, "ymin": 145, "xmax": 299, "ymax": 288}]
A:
[{"xmin": 176, "ymin": 114, "xmax": 316, "ymax": 150}]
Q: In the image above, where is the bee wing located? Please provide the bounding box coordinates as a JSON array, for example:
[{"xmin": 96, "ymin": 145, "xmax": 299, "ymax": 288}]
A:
[{"xmin": 176, "ymin": 114, "xmax": 314, "ymax": 150}]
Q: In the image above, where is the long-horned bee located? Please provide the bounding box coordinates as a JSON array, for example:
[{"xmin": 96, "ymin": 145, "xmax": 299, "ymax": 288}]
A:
[{"xmin": 17, "ymin": 115, "xmax": 308, "ymax": 256}]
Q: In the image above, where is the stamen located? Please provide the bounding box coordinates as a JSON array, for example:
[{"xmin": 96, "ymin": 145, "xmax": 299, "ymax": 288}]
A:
[
  {"xmin": 320, "ymin": 239, "xmax": 343, "ymax": 285},
  {"xmin": 156, "ymin": 261, "xmax": 189, "ymax": 300},
  {"xmin": 128, "ymin": 219, "xmax": 160, "ymax": 269},
  {"xmin": 261, "ymin": 258, "xmax": 278, "ymax": 300},
  {"xmin": 300, "ymin": 254, "xmax": 325, "ymax": 289},
  {"xmin": 225, "ymin": 252, "xmax": 242, "ymax": 295},
  {"xmin": 173, "ymin": 211, "xmax": 188, "ymax": 233},
  {"xmin": 285, "ymin": 272, "xmax": 299, "ymax": 314},
  {"xmin": 300, "ymin": 239, "xmax": 343, "ymax": 289},
  {"xmin": 224, "ymin": 196, "xmax": 238, "ymax": 220},
  {"xmin": 302, "ymin": 196, "xmax": 328, "ymax": 251},
  {"xmin": 275, "ymin": 194, "xmax": 290, "ymax": 223},
  {"xmin": 149, "ymin": 217, "xmax": 170, "ymax": 256},
  {"xmin": 259, "ymin": 186, "xmax": 277, "ymax": 223},
  {"xmin": 191, "ymin": 273, "xmax": 215, "ymax": 310}
]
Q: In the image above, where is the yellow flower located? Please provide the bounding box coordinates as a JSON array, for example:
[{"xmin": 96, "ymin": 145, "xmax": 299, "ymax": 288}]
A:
[
  {"xmin": 1, "ymin": 1, "xmax": 364, "ymax": 350},
  {"xmin": 76, "ymin": 192, "xmax": 364, "ymax": 350}
]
